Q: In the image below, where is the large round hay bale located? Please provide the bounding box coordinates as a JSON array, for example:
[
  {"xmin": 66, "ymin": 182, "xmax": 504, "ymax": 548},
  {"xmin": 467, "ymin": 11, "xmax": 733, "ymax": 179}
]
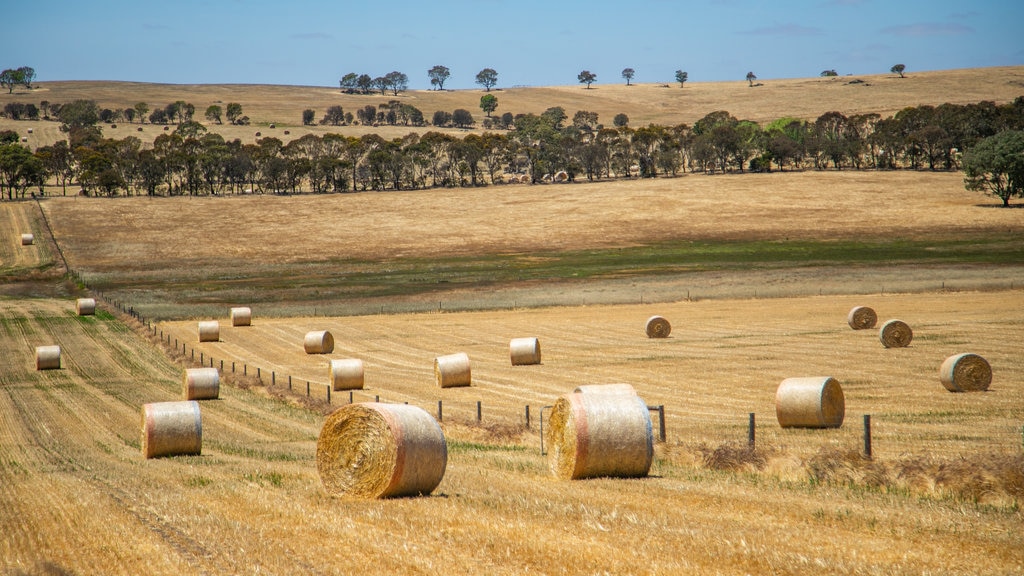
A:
[
  {"xmin": 775, "ymin": 377, "xmax": 845, "ymax": 429},
  {"xmin": 509, "ymin": 337, "xmax": 541, "ymax": 365},
  {"xmin": 645, "ymin": 315, "xmax": 671, "ymax": 338},
  {"xmin": 75, "ymin": 298, "xmax": 96, "ymax": 316},
  {"xmin": 846, "ymin": 306, "xmax": 877, "ymax": 330},
  {"xmin": 939, "ymin": 353, "xmax": 992, "ymax": 392},
  {"xmin": 573, "ymin": 383, "xmax": 637, "ymax": 396},
  {"xmin": 230, "ymin": 306, "xmax": 252, "ymax": 327},
  {"xmin": 316, "ymin": 403, "xmax": 447, "ymax": 498},
  {"xmin": 329, "ymin": 358, "xmax": 365, "ymax": 391},
  {"xmin": 141, "ymin": 401, "xmax": 202, "ymax": 459},
  {"xmin": 434, "ymin": 352, "xmax": 471, "ymax": 388},
  {"xmin": 197, "ymin": 321, "xmax": 219, "ymax": 342},
  {"xmin": 546, "ymin": 392, "xmax": 653, "ymax": 480},
  {"xmin": 304, "ymin": 330, "xmax": 334, "ymax": 354},
  {"xmin": 20, "ymin": 233, "xmax": 34, "ymax": 245},
  {"xmin": 35, "ymin": 345, "xmax": 61, "ymax": 370},
  {"xmin": 183, "ymin": 367, "xmax": 220, "ymax": 400},
  {"xmin": 879, "ymin": 319, "xmax": 913, "ymax": 348}
]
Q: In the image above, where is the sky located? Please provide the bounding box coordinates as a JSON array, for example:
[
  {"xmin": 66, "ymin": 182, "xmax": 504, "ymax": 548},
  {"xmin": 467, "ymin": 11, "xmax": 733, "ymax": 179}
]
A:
[{"xmin": 6, "ymin": 0, "xmax": 1024, "ymax": 89}]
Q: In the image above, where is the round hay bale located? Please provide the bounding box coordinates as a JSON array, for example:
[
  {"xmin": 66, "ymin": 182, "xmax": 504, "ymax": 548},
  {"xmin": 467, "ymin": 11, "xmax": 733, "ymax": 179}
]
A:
[
  {"xmin": 846, "ymin": 306, "xmax": 877, "ymax": 330},
  {"xmin": 27, "ymin": 128, "xmax": 33, "ymax": 134},
  {"xmin": 230, "ymin": 306, "xmax": 252, "ymax": 327},
  {"xmin": 509, "ymin": 337, "xmax": 541, "ymax": 366},
  {"xmin": 316, "ymin": 402, "xmax": 447, "ymax": 498},
  {"xmin": 775, "ymin": 377, "xmax": 845, "ymax": 429},
  {"xmin": 939, "ymin": 353, "xmax": 992, "ymax": 392},
  {"xmin": 35, "ymin": 345, "xmax": 61, "ymax": 370},
  {"xmin": 573, "ymin": 383, "xmax": 637, "ymax": 396},
  {"xmin": 183, "ymin": 367, "xmax": 220, "ymax": 400},
  {"xmin": 434, "ymin": 352, "xmax": 471, "ymax": 388},
  {"xmin": 141, "ymin": 401, "xmax": 202, "ymax": 459},
  {"xmin": 645, "ymin": 315, "xmax": 671, "ymax": 338},
  {"xmin": 554, "ymin": 170, "xmax": 568, "ymax": 182},
  {"xmin": 304, "ymin": 330, "xmax": 334, "ymax": 354},
  {"xmin": 329, "ymin": 358, "xmax": 365, "ymax": 391},
  {"xmin": 20, "ymin": 137, "xmax": 28, "ymax": 143},
  {"xmin": 75, "ymin": 298, "xmax": 96, "ymax": 316},
  {"xmin": 197, "ymin": 320, "xmax": 220, "ymax": 342},
  {"xmin": 879, "ymin": 319, "xmax": 913, "ymax": 348},
  {"xmin": 20, "ymin": 233, "xmax": 34, "ymax": 245},
  {"xmin": 546, "ymin": 392, "xmax": 653, "ymax": 480}
]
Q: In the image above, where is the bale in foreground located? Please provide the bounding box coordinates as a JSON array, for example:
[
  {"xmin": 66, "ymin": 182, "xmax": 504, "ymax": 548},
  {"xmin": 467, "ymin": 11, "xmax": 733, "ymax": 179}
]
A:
[
  {"xmin": 847, "ymin": 306, "xmax": 877, "ymax": 330},
  {"xmin": 775, "ymin": 377, "xmax": 845, "ymax": 428},
  {"xmin": 75, "ymin": 298, "xmax": 96, "ymax": 316},
  {"xmin": 35, "ymin": 345, "xmax": 61, "ymax": 370},
  {"xmin": 879, "ymin": 319, "xmax": 913, "ymax": 348},
  {"xmin": 434, "ymin": 352, "xmax": 471, "ymax": 388},
  {"xmin": 329, "ymin": 358, "xmax": 365, "ymax": 391},
  {"xmin": 304, "ymin": 330, "xmax": 334, "ymax": 354},
  {"xmin": 546, "ymin": 391, "xmax": 653, "ymax": 480},
  {"xmin": 183, "ymin": 367, "xmax": 220, "ymax": 400},
  {"xmin": 141, "ymin": 401, "xmax": 202, "ymax": 459},
  {"xmin": 230, "ymin": 306, "xmax": 252, "ymax": 327},
  {"xmin": 645, "ymin": 315, "xmax": 672, "ymax": 338},
  {"xmin": 317, "ymin": 403, "xmax": 447, "ymax": 498},
  {"xmin": 198, "ymin": 320, "xmax": 220, "ymax": 342},
  {"xmin": 939, "ymin": 353, "xmax": 992, "ymax": 392},
  {"xmin": 509, "ymin": 337, "xmax": 541, "ymax": 365}
]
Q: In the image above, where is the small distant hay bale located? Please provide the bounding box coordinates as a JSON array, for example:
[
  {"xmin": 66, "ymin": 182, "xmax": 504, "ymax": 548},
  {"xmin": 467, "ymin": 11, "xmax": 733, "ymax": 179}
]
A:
[
  {"xmin": 545, "ymin": 392, "xmax": 653, "ymax": 480},
  {"xmin": 434, "ymin": 352, "xmax": 471, "ymax": 388},
  {"xmin": 197, "ymin": 320, "xmax": 220, "ymax": 342},
  {"xmin": 775, "ymin": 377, "xmax": 845, "ymax": 428},
  {"xmin": 20, "ymin": 137, "xmax": 28, "ymax": 142},
  {"xmin": 879, "ymin": 319, "xmax": 913, "ymax": 348},
  {"xmin": 35, "ymin": 345, "xmax": 61, "ymax": 370},
  {"xmin": 939, "ymin": 353, "xmax": 992, "ymax": 392},
  {"xmin": 304, "ymin": 330, "xmax": 334, "ymax": 354},
  {"xmin": 141, "ymin": 401, "xmax": 202, "ymax": 459},
  {"xmin": 269, "ymin": 123, "xmax": 276, "ymax": 129},
  {"xmin": 846, "ymin": 306, "xmax": 877, "ymax": 330},
  {"xmin": 255, "ymin": 131, "xmax": 261, "ymax": 137},
  {"xmin": 75, "ymin": 298, "xmax": 96, "ymax": 316},
  {"xmin": 316, "ymin": 402, "xmax": 447, "ymax": 498},
  {"xmin": 283, "ymin": 130, "xmax": 290, "ymax": 135},
  {"xmin": 27, "ymin": 128, "xmax": 33, "ymax": 134},
  {"xmin": 574, "ymin": 383, "xmax": 637, "ymax": 396},
  {"xmin": 554, "ymin": 170, "xmax": 568, "ymax": 182},
  {"xmin": 329, "ymin": 358, "xmax": 365, "ymax": 391},
  {"xmin": 183, "ymin": 367, "xmax": 220, "ymax": 400},
  {"xmin": 645, "ymin": 315, "xmax": 671, "ymax": 338},
  {"xmin": 230, "ymin": 306, "xmax": 252, "ymax": 327},
  {"xmin": 20, "ymin": 233, "xmax": 34, "ymax": 245},
  {"xmin": 509, "ymin": 337, "xmax": 541, "ymax": 365},
  {"xmin": 137, "ymin": 127, "xmax": 143, "ymax": 132}
]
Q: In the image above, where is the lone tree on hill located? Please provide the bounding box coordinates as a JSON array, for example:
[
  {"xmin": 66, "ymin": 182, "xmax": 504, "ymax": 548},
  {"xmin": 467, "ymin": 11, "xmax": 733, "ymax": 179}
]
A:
[
  {"xmin": 821, "ymin": 69, "xmax": 838, "ymax": 77},
  {"xmin": 578, "ymin": 70, "xmax": 597, "ymax": 88},
  {"xmin": 622, "ymin": 68, "xmax": 635, "ymax": 86},
  {"xmin": 480, "ymin": 94, "xmax": 498, "ymax": 117},
  {"xmin": 476, "ymin": 68, "xmax": 498, "ymax": 91},
  {"xmin": 891, "ymin": 64, "xmax": 906, "ymax": 78},
  {"xmin": 746, "ymin": 71, "xmax": 757, "ymax": 86},
  {"xmin": 675, "ymin": 70, "xmax": 688, "ymax": 87},
  {"xmin": 962, "ymin": 130, "xmax": 1024, "ymax": 207},
  {"xmin": 428, "ymin": 65, "xmax": 450, "ymax": 90}
]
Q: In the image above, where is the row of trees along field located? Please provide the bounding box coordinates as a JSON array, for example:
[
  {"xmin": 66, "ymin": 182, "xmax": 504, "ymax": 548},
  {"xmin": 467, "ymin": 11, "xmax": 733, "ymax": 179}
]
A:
[{"xmin": 1, "ymin": 97, "xmax": 1023, "ymax": 205}]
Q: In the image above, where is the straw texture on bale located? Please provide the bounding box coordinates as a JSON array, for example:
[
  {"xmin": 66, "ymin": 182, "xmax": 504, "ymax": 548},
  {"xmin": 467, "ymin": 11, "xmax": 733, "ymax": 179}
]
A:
[
  {"xmin": 35, "ymin": 345, "xmax": 61, "ymax": 370},
  {"xmin": 230, "ymin": 306, "xmax": 252, "ymax": 327},
  {"xmin": 197, "ymin": 321, "xmax": 220, "ymax": 342},
  {"xmin": 879, "ymin": 319, "xmax": 913, "ymax": 348},
  {"xmin": 20, "ymin": 233, "xmax": 34, "ymax": 245},
  {"xmin": 645, "ymin": 315, "xmax": 671, "ymax": 338},
  {"xmin": 434, "ymin": 352, "xmax": 471, "ymax": 388},
  {"xmin": 75, "ymin": 298, "xmax": 96, "ymax": 316},
  {"xmin": 304, "ymin": 330, "xmax": 334, "ymax": 354},
  {"xmin": 939, "ymin": 353, "xmax": 992, "ymax": 392},
  {"xmin": 847, "ymin": 306, "xmax": 877, "ymax": 330},
  {"xmin": 329, "ymin": 358, "xmax": 365, "ymax": 391},
  {"xmin": 141, "ymin": 401, "xmax": 202, "ymax": 459},
  {"xmin": 573, "ymin": 383, "xmax": 638, "ymax": 396},
  {"xmin": 546, "ymin": 392, "xmax": 653, "ymax": 480},
  {"xmin": 317, "ymin": 403, "xmax": 447, "ymax": 498},
  {"xmin": 775, "ymin": 377, "xmax": 845, "ymax": 428},
  {"xmin": 509, "ymin": 337, "xmax": 542, "ymax": 366},
  {"xmin": 183, "ymin": 367, "xmax": 220, "ymax": 400}
]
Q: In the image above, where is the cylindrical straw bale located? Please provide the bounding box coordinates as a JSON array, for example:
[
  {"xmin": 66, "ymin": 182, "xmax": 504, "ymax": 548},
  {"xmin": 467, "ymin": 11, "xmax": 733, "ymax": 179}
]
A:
[
  {"xmin": 35, "ymin": 345, "xmax": 61, "ymax": 370},
  {"xmin": 317, "ymin": 403, "xmax": 447, "ymax": 498},
  {"xmin": 775, "ymin": 377, "xmax": 845, "ymax": 428},
  {"xmin": 197, "ymin": 321, "xmax": 219, "ymax": 342},
  {"xmin": 645, "ymin": 315, "xmax": 671, "ymax": 338},
  {"xmin": 939, "ymin": 353, "xmax": 992, "ymax": 392},
  {"xmin": 329, "ymin": 358, "xmax": 365, "ymax": 391},
  {"xmin": 509, "ymin": 337, "xmax": 541, "ymax": 365},
  {"xmin": 434, "ymin": 352, "xmax": 471, "ymax": 388},
  {"xmin": 879, "ymin": 319, "xmax": 913, "ymax": 348},
  {"xmin": 183, "ymin": 367, "xmax": 220, "ymax": 400},
  {"xmin": 141, "ymin": 400, "xmax": 202, "ymax": 459},
  {"xmin": 573, "ymin": 383, "xmax": 637, "ymax": 396},
  {"xmin": 21, "ymin": 233, "xmax": 34, "ymax": 245},
  {"xmin": 847, "ymin": 306, "xmax": 877, "ymax": 330},
  {"xmin": 546, "ymin": 392, "xmax": 653, "ymax": 480},
  {"xmin": 75, "ymin": 298, "xmax": 96, "ymax": 316},
  {"xmin": 230, "ymin": 306, "xmax": 252, "ymax": 327},
  {"xmin": 304, "ymin": 330, "xmax": 334, "ymax": 354}
]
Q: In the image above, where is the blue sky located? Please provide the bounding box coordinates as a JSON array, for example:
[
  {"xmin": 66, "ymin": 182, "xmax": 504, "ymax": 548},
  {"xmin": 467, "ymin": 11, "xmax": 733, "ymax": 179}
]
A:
[{"xmin": 6, "ymin": 0, "xmax": 1023, "ymax": 89}]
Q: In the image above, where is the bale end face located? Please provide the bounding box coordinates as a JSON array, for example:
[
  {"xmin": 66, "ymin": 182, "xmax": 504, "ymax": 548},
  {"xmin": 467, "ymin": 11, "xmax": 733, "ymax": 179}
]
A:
[
  {"xmin": 645, "ymin": 316, "xmax": 672, "ymax": 338},
  {"xmin": 879, "ymin": 319, "xmax": 913, "ymax": 348},
  {"xmin": 847, "ymin": 306, "xmax": 877, "ymax": 330},
  {"xmin": 939, "ymin": 353, "xmax": 992, "ymax": 392},
  {"xmin": 775, "ymin": 377, "xmax": 845, "ymax": 429}
]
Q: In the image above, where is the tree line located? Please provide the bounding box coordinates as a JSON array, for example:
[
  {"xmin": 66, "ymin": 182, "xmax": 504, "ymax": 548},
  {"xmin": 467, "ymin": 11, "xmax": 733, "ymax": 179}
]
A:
[{"xmin": 1, "ymin": 96, "xmax": 1023, "ymax": 203}]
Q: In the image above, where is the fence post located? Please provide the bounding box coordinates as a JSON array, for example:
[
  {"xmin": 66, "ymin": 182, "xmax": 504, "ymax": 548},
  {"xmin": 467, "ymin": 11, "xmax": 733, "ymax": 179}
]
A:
[
  {"xmin": 477, "ymin": 400, "xmax": 482, "ymax": 422},
  {"xmin": 306, "ymin": 381, "xmax": 310, "ymax": 396},
  {"xmin": 327, "ymin": 386, "xmax": 331, "ymax": 404},
  {"xmin": 437, "ymin": 400, "xmax": 443, "ymax": 422},
  {"xmin": 525, "ymin": 405, "xmax": 531, "ymax": 428},
  {"xmin": 658, "ymin": 405, "xmax": 666, "ymax": 442},
  {"xmin": 232, "ymin": 361, "xmax": 235, "ymax": 373},
  {"xmin": 748, "ymin": 412, "xmax": 756, "ymax": 448},
  {"xmin": 257, "ymin": 367, "xmax": 261, "ymax": 380},
  {"xmin": 863, "ymin": 414, "xmax": 872, "ymax": 459},
  {"xmin": 288, "ymin": 375, "xmax": 292, "ymax": 390},
  {"xmin": 272, "ymin": 372, "xmax": 275, "ymax": 386},
  {"xmin": 349, "ymin": 391, "xmax": 353, "ymax": 404}
]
